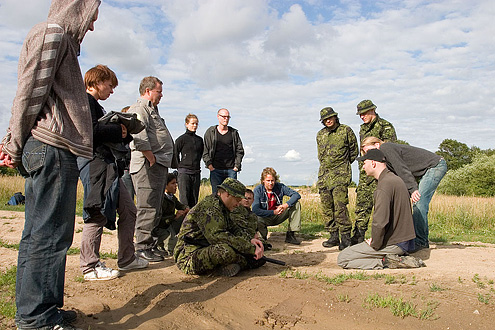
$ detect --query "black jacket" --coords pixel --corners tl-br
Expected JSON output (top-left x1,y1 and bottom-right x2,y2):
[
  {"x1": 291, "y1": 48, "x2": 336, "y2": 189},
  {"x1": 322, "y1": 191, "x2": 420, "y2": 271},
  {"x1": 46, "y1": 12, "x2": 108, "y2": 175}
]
[{"x1": 174, "y1": 130, "x2": 204, "y2": 172}]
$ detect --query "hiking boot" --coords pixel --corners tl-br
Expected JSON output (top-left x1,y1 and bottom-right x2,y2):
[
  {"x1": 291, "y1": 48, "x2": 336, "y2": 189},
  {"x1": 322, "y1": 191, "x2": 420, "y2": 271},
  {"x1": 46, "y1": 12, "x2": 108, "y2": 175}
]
[
  {"x1": 322, "y1": 231, "x2": 339, "y2": 248},
  {"x1": 136, "y1": 249, "x2": 164, "y2": 262},
  {"x1": 339, "y1": 233, "x2": 352, "y2": 251},
  {"x1": 350, "y1": 228, "x2": 366, "y2": 245},
  {"x1": 383, "y1": 254, "x2": 426, "y2": 269},
  {"x1": 217, "y1": 263, "x2": 241, "y2": 277},
  {"x1": 84, "y1": 261, "x2": 120, "y2": 281},
  {"x1": 285, "y1": 231, "x2": 301, "y2": 245},
  {"x1": 118, "y1": 256, "x2": 149, "y2": 271}
]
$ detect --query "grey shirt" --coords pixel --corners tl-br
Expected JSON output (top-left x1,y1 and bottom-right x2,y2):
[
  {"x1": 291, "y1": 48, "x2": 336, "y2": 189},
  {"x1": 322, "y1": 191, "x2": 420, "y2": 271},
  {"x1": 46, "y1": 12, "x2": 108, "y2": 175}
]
[{"x1": 128, "y1": 97, "x2": 174, "y2": 173}]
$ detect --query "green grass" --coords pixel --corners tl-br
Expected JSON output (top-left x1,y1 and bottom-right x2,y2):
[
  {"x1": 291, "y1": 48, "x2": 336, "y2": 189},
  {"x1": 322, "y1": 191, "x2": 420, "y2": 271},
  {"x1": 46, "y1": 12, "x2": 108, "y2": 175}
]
[
  {"x1": 429, "y1": 283, "x2": 447, "y2": 292},
  {"x1": 364, "y1": 293, "x2": 418, "y2": 318},
  {"x1": 0, "y1": 266, "x2": 17, "y2": 319},
  {"x1": 477, "y1": 293, "x2": 491, "y2": 304},
  {"x1": 0, "y1": 239, "x2": 19, "y2": 250}
]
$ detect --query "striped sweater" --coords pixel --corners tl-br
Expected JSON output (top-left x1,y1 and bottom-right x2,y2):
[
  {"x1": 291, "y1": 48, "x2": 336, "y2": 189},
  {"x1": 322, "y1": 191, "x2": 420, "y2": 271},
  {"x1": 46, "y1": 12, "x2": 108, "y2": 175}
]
[{"x1": 1, "y1": 0, "x2": 100, "y2": 163}]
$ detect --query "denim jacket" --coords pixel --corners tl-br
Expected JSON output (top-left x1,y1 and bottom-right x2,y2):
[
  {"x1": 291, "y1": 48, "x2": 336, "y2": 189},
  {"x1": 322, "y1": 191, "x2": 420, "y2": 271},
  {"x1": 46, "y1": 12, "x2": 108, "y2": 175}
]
[{"x1": 252, "y1": 182, "x2": 301, "y2": 218}]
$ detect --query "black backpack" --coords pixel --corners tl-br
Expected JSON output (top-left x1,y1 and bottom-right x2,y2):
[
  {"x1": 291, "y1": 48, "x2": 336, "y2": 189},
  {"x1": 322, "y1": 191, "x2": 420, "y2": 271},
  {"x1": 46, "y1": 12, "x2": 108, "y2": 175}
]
[{"x1": 7, "y1": 192, "x2": 25, "y2": 205}]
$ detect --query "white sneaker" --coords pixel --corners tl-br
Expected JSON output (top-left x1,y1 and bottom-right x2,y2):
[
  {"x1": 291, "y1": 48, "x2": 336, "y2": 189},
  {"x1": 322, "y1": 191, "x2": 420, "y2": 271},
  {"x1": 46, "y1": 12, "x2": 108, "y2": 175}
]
[
  {"x1": 118, "y1": 256, "x2": 149, "y2": 271},
  {"x1": 84, "y1": 261, "x2": 120, "y2": 281}
]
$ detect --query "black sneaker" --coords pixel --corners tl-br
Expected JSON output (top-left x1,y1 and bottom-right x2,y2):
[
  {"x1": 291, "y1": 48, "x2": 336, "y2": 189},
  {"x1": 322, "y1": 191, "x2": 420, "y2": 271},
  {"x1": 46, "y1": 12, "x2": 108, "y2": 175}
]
[
  {"x1": 152, "y1": 247, "x2": 168, "y2": 257},
  {"x1": 59, "y1": 309, "x2": 77, "y2": 323},
  {"x1": 136, "y1": 249, "x2": 164, "y2": 262}
]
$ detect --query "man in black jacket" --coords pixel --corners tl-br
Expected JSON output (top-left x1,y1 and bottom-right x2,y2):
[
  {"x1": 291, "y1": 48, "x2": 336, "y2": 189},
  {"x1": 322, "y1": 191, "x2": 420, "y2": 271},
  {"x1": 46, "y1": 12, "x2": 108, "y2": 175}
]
[{"x1": 203, "y1": 108, "x2": 244, "y2": 194}]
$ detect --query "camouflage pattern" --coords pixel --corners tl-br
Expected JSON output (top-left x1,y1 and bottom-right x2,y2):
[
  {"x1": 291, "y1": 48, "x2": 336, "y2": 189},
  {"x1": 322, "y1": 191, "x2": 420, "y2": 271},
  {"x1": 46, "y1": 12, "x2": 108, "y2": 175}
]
[
  {"x1": 174, "y1": 194, "x2": 255, "y2": 275},
  {"x1": 316, "y1": 122, "x2": 358, "y2": 233},
  {"x1": 317, "y1": 123, "x2": 358, "y2": 189},
  {"x1": 354, "y1": 114, "x2": 397, "y2": 230},
  {"x1": 320, "y1": 185, "x2": 351, "y2": 233},
  {"x1": 356, "y1": 99, "x2": 377, "y2": 115},
  {"x1": 320, "y1": 107, "x2": 338, "y2": 121},
  {"x1": 230, "y1": 205, "x2": 258, "y2": 241}
]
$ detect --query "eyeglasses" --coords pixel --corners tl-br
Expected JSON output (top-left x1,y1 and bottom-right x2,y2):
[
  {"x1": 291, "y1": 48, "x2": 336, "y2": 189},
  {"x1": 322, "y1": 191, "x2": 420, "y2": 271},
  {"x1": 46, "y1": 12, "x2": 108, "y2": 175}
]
[{"x1": 218, "y1": 114, "x2": 231, "y2": 119}]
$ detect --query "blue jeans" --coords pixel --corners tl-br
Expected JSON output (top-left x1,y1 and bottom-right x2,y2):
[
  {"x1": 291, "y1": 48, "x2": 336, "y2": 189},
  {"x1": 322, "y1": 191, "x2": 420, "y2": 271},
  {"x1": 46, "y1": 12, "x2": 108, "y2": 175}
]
[
  {"x1": 209, "y1": 169, "x2": 237, "y2": 194},
  {"x1": 16, "y1": 137, "x2": 79, "y2": 329},
  {"x1": 413, "y1": 158, "x2": 447, "y2": 248}
]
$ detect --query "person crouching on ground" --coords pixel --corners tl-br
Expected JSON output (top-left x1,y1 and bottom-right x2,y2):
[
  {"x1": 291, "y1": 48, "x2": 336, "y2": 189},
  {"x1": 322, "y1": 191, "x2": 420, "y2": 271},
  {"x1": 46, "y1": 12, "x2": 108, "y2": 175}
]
[
  {"x1": 337, "y1": 149, "x2": 424, "y2": 270},
  {"x1": 252, "y1": 167, "x2": 302, "y2": 245},
  {"x1": 153, "y1": 172, "x2": 189, "y2": 256},
  {"x1": 174, "y1": 178, "x2": 265, "y2": 277}
]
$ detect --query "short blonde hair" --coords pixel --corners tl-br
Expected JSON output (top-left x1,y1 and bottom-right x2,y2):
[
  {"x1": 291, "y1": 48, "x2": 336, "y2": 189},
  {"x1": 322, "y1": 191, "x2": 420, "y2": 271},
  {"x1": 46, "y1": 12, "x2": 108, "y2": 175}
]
[{"x1": 361, "y1": 136, "x2": 384, "y2": 153}]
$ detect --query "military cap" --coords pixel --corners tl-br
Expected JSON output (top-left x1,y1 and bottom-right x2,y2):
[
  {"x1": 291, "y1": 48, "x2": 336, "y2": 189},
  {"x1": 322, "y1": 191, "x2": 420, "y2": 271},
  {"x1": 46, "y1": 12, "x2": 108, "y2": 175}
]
[
  {"x1": 356, "y1": 99, "x2": 377, "y2": 115},
  {"x1": 356, "y1": 149, "x2": 386, "y2": 163},
  {"x1": 320, "y1": 107, "x2": 338, "y2": 122},
  {"x1": 217, "y1": 178, "x2": 246, "y2": 198}
]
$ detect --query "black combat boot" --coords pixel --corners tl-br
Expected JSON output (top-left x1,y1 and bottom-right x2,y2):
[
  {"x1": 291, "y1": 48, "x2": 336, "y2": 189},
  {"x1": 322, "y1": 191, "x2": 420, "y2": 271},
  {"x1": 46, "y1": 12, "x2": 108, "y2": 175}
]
[
  {"x1": 285, "y1": 231, "x2": 301, "y2": 245},
  {"x1": 350, "y1": 228, "x2": 367, "y2": 245},
  {"x1": 339, "y1": 233, "x2": 352, "y2": 250},
  {"x1": 322, "y1": 231, "x2": 340, "y2": 248}
]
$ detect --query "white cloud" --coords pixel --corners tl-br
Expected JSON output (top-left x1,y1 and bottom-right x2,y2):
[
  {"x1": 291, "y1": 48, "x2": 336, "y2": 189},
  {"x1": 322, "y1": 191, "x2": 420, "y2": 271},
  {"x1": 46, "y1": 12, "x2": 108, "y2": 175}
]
[
  {"x1": 282, "y1": 150, "x2": 302, "y2": 162},
  {"x1": 1, "y1": 0, "x2": 494, "y2": 186}
]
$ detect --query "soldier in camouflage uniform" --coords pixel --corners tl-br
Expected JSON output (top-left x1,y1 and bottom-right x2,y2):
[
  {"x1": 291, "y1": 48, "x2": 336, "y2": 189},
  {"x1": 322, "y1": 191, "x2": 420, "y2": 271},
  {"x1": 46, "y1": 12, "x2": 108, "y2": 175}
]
[
  {"x1": 317, "y1": 107, "x2": 358, "y2": 250},
  {"x1": 351, "y1": 100, "x2": 397, "y2": 245},
  {"x1": 174, "y1": 178, "x2": 265, "y2": 277}
]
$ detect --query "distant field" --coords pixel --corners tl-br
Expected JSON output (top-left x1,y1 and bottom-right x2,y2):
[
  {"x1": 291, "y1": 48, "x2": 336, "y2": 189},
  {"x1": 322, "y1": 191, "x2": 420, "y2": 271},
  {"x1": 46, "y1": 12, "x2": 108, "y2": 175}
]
[{"x1": 1, "y1": 175, "x2": 494, "y2": 244}]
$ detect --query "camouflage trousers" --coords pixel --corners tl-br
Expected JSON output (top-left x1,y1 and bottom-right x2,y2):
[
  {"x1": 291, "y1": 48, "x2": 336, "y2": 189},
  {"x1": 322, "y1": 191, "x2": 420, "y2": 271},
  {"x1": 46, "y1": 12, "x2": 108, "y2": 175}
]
[
  {"x1": 319, "y1": 185, "x2": 351, "y2": 234},
  {"x1": 354, "y1": 173, "x2": 377, "y2": 231},
  {"x1": 175, "y1": 243, "x2": 264, "y2": 275}
]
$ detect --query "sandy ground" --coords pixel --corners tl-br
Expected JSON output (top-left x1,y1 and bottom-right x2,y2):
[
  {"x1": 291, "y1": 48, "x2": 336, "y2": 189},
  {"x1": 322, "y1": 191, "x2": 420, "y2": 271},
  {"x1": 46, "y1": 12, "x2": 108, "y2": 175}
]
[{"x1": 1, "y1": 209, "x2": 495, "y2": 329}]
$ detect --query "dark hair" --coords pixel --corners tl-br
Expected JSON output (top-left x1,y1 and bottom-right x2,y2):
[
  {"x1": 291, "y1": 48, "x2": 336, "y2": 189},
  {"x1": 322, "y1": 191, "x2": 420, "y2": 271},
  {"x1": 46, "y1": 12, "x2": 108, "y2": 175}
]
[
  {"x1": 245, "y1": 188, "x2": 254, "y2": 196},
  {"x1": 167, "y1": 172, "x2": 177, "y2": 184}
]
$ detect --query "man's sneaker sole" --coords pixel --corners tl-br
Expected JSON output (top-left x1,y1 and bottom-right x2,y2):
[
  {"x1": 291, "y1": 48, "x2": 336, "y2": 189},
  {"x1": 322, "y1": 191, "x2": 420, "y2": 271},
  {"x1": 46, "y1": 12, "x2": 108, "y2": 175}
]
[{"x1": 383, "y1": 254, "x2": 426, "y2": 269}]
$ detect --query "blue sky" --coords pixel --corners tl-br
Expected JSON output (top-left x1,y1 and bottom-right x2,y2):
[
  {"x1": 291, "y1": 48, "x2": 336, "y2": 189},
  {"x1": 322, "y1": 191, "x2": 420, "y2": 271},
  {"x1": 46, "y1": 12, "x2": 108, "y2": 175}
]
[{"x1": 0, "y1": 0, "x2": 494, "y2": 185}]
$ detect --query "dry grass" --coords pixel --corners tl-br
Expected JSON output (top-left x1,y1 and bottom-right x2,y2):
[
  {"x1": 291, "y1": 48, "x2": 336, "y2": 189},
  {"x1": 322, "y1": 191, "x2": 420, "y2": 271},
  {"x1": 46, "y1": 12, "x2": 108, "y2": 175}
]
[{"x1": 1, "y1": 175, "x2": 494, "y2": 243}]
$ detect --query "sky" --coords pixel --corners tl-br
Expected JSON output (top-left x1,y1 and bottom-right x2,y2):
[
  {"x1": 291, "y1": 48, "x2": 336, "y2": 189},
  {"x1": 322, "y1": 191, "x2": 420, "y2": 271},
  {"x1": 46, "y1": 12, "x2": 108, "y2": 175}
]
[{"x1": 0, "y1": 0, "x2": 493, "y2": 186}]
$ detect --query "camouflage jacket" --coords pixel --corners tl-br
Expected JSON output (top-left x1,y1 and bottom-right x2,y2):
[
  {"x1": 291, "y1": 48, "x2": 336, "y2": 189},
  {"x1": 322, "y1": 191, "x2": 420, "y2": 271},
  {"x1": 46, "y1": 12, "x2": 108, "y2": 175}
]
[
  {"x1": 359, "y1": 114, "x2": 397, "y2": 144},
  {"x1": 230, "y1": 205, "x2": 258, "y2": 241},
  {"x1": 174, "y1": 195, "x2": 255, "y2": 260},
  {"x1": 317, "y1": 123, "x2": 358, "y2": 189},
  {"x1": 358, "y1": 114, "x2": 397, "y2": 184}
]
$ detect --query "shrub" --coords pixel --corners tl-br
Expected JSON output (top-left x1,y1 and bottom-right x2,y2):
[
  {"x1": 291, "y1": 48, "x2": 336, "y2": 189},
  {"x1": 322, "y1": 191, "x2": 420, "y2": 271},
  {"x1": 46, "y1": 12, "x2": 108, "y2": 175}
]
[{"x1": 437, "y1": 154, "x2": 495, "y2": 197}]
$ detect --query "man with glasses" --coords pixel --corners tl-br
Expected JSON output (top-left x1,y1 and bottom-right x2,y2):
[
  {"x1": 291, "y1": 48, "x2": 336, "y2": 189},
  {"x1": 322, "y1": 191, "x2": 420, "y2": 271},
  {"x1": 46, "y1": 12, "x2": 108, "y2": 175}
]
[
  {"x1": 128, "y1": 76, "x2": 175, "y2": 262},
  {"x1": 203, "y1": 108, "x2": 244, "y2": 194}
]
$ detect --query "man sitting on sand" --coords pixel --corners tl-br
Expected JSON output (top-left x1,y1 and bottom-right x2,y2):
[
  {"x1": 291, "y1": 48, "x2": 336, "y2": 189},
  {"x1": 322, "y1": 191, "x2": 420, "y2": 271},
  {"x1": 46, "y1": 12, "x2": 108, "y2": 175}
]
[
  {"x1": 337, "y1": 149, "x2": 424, "y2": 269},
  {"x1": 174, "y1": 178, "x2": 265, "y2": 277}
]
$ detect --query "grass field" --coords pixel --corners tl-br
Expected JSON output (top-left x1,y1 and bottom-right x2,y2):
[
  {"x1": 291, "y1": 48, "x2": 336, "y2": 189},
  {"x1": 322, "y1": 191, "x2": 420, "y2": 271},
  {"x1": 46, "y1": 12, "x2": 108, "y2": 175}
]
[{"x1": 1, "y1": 174, "x2": 494, "y2": 244}]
